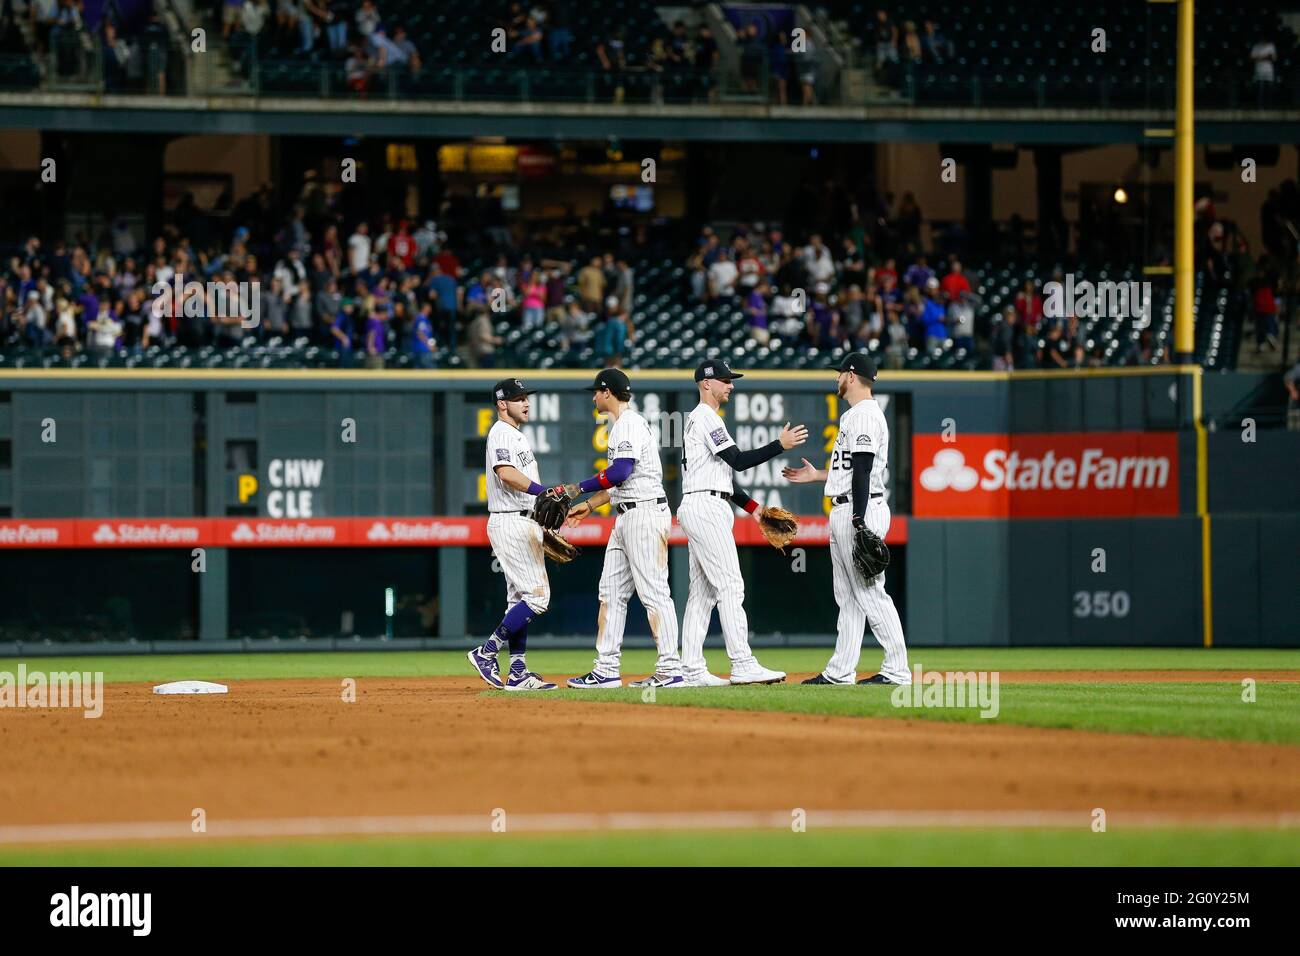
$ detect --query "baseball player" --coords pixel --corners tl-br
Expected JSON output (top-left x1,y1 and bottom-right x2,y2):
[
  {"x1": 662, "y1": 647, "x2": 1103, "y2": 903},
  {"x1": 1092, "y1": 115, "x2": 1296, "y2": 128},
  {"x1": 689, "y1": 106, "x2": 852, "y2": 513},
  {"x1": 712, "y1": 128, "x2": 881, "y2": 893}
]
[
  {"x1": 554, "y1": 368, "x2": 685, "y2": 689},
  {"x1": 679, "y1": 358, "x2": 807, "y2": 686},
  {"x1": 466, "y1": 378, "x2": 558, "y2": 691},
  {"x1": 782, "y1": 353, "x2": 911, "y2": 685}
]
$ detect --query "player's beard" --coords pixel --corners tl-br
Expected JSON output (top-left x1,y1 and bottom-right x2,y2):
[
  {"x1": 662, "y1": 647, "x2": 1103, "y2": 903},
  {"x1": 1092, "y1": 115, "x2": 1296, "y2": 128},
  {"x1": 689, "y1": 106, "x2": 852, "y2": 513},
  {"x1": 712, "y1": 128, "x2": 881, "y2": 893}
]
[
  {"x1": 509, "y1": 406, "x2": 529, "y2": 427},
  {"x1": 837, "y1": 379, "x2": 848, "y2": 399}
]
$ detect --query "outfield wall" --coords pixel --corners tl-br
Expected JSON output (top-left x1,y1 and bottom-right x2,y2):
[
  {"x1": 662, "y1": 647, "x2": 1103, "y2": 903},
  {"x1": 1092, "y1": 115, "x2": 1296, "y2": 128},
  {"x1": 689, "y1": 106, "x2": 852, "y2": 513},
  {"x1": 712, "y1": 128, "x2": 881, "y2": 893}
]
[{"x1": 0, "y1": 367, "x2": 1294, "y2": 650}]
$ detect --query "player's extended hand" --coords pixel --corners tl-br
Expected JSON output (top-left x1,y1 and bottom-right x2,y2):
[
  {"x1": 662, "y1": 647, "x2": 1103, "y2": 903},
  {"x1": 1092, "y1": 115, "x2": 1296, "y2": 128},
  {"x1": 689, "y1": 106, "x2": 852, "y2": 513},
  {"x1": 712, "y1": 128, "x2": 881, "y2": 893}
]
[
  {"x1": 781, "y1": 457, "x2": 819, "y2": 483},
  {"x1": 565, "y1": 501, "x2": 592, "y2": 527},
  {"x1": 779, "y1": 422, "x2": 809, "y2": 450}
]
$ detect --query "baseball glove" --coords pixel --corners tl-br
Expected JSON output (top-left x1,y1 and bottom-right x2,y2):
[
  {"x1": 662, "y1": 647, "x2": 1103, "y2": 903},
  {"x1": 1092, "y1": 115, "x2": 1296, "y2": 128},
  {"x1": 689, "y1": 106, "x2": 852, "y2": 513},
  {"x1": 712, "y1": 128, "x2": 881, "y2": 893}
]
[
  {"x1": 852, "y1": 523, "x2": 890, "y2": 582},
  {"x1": 757, "y1": 505, "x2": 799, "y2": 551},
  {"x1": 541, "y1": 528, "x2": 579, "y2": 563},
  {"x1": 531, "y1": 486, "x2": 572, "y2": 530}
]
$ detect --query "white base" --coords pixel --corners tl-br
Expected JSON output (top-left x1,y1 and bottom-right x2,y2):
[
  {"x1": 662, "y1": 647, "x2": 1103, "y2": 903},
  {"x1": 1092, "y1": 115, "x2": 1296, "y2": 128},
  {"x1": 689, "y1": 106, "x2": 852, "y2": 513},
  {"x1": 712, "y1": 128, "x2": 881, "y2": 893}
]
[{"x1": 152, "y1": 680, "x2": 229, "y2": 695}]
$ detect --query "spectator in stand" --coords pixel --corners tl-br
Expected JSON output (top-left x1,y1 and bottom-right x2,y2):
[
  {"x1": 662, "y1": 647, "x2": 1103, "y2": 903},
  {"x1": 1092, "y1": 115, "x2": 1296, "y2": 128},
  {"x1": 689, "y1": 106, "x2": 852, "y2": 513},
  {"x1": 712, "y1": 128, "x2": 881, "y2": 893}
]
[
  {"x1": 520, "y1": 270, "x2": 547, "y2": 329},
  {"x1": 737, "y1": 243, "x2": 765, "y2": 290},
  {"x1": 548, "y1": 4, "x2": 574, "y2": 60},
  {"x1": 708, "y1": 249, "x2": 738, "y2": 300},
  {"x1": 314, "y1": 276, "x2": 341, "y2": 344},
  {"x1": 807, "y1": 284, "x2": 838, "y2": 348},
  {"x1": 596, "y1": 27, "x2": 627, "y2": 101},
  {"x1": 803, "y1": 234, "x2": 835, "y2": 286},
  {"x1": 577, "y1": 255, "x2": 605, "y2": 313},
  {"x1": 87, "y1": 301, "x2": 121, "y2": 360},
  {"x1": 921, "y1": 20, "x2": 953, "y2": 65},
  {"x1": 940, "y1": 258, "x2": 971, "y2": 301},
  {"x1": 793, "y1": 28, "x2": 817, "y2": 105},
  {"x1": 559, "y1": 297, "x2": 591, "y2": 352},
  {"x1": 514, "y1": 16, "x2": 543, "y2": 62},
  {"x1": 1014, "y1": 279, "x2": 1043, "y2": 334},
  {"x1": 990, "y1": 306, "x2": 1024, "y2": 370},
  {"x1": 900, "y1": 21, "x2": 923, "y2": 64},
  {"x1": 872, "y1": 9, "x2": 899, "y2": 81},
  {"x1": 354, "y1": 0, "x2": 379, "y2": 39},
  {"x1": 903, "y1": 254, "x2": 935, "y2": 291},
  {"x1": 874, "y1": 269, "x2": 903, "y2": 331},
  {"x1": 409, "y1": 301, "x2": 436, "y2": 368},
  {"x1": 1251, "y1": 34, "x2": 1277, "y2": 86},
  {"x1": 883, "y1": 308, "x2": 908, "y2": 368},
  {"x1": 462, "y1": 305, "x2": 502, "y2": 368},
  {"x1": 948, "y1": 289, "x2": 977, "y2": 353},
  {"x1": 1038, "y1": 321, "x2": 1071, "y2": 369},
  {"x1": 920, "y1": 277, "x2": 948, "y2": 351},
  {"x1": 100, "y1": 21, "x2": 131, "y2": 92},
  {"x1": 344, "y1": 40, "x2": 373, "y2": 93},
  {"x1": 223, "y1": 0, "x2": 245, "y2": 40},
  {"x1": 1253, "y1": 268, "x2": 1280, "y2": 352},
  {"x1": 425, "y1": 261, "x2": 460, "y2": 351},
  {"x1": 363, "y1": 296, "x2": 387, "y2": 368},
  {"x1": 746, "y1": 280, "x2": 770, "y2": 346},
  {"x1": 543, "y1": 261, "x2": 568, "y2": 325},
  {"x1": 289, "y1": 279, "x2": 314, "y2": 338},
  {"x1": 596, "y1": 295, "x2": 632, "y2": 365}
]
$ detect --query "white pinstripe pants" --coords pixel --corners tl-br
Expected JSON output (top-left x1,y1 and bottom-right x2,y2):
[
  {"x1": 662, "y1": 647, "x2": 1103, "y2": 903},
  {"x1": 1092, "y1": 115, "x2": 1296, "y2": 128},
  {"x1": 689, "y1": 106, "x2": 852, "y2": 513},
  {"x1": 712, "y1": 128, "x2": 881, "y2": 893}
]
[
  {"x1": 487, "y1": 512, "x2": 551, "y2": 616},
  {"x1": 593, "y1": 502, "x2": 682, "y2": 677},
  {"x1": 678, "y1": 493, "x2": 757, "y2": 675},
  {"x1": 824, "y1": 500, "x2": 911, "y2": 684}
]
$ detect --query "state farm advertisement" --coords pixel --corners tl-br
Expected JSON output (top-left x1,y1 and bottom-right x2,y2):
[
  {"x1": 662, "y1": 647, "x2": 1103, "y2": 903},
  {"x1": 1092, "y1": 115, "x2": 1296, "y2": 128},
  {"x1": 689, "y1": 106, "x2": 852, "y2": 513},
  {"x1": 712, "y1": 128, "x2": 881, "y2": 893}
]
[{"x1": 913, "y1": 432, "x2": 1180, "y2": 518}]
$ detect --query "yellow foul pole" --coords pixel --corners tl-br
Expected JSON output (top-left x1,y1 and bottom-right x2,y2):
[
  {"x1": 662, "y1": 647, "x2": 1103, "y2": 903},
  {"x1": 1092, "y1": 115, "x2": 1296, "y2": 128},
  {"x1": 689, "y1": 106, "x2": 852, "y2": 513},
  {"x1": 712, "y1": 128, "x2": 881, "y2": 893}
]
[{"x1": 1174, "y1": 0, "x2": 1194, "y2": 362}]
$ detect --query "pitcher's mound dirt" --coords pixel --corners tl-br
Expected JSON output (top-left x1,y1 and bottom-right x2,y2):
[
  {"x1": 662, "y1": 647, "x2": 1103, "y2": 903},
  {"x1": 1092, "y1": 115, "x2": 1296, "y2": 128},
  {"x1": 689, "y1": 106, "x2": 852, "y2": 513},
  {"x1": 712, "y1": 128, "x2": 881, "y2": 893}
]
[{"x1": 1, "y1": 677, "x2": 1296, "y2": 828}]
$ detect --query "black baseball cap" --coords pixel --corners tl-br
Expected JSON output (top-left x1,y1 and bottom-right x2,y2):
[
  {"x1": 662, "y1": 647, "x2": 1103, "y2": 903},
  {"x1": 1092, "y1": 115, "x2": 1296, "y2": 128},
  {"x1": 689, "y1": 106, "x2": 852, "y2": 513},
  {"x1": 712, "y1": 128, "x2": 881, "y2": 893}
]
[
  {"x1": 584, "y1": 368, "x2": 632, "y2": 397},
  {"x1": 838, "y1": 352, "x2": 878, "y2": 381},
  {"x1": 492, "y1": 378, "x2": 537, "y2": 403},
  {"x1": 694, "y1": 358, "x2": 745, "y2": 382}
]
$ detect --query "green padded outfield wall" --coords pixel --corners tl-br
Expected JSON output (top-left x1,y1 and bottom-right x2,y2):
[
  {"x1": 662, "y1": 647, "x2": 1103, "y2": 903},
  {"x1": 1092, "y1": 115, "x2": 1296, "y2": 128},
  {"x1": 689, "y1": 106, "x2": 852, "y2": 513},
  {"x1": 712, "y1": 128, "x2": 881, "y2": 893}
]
[{"x1": 0, "y1": 368, "x2": 1293, "y2": 648}]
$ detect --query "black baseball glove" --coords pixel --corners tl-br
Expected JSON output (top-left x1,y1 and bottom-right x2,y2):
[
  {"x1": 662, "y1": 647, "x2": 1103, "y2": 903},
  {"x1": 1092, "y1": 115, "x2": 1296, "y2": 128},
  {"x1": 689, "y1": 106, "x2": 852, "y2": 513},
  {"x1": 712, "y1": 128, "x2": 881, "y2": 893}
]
[
  {"x1": 851, "y1": 519, "x2": 890, "y2": 582},
  {"x1": 531, "y1": 486, "x2": 573, "y2": 531}
]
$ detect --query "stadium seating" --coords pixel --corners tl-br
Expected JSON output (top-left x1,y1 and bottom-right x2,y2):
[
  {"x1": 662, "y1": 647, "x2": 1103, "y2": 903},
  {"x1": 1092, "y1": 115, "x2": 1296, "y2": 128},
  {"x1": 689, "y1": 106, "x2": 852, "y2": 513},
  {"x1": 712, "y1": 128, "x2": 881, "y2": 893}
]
[
  {"x1": 836, "y1": 0, "x2": 1297, "y2": 109},
  {"x1": 0, "y1": 255, "x2": 1242, "y2": 372}
]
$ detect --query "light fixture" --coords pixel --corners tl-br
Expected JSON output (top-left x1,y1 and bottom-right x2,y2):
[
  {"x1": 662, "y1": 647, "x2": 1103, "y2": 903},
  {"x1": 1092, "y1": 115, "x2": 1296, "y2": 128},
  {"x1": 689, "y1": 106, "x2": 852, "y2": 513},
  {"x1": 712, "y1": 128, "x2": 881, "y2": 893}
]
[{"x1": 1113, "y1": 186, "x2": 1129, "y2": 204}]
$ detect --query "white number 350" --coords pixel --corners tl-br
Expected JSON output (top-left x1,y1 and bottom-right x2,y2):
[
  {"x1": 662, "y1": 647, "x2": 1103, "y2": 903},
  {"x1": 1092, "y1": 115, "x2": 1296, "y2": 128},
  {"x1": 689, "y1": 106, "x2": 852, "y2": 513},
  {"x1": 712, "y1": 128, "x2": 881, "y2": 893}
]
[{"x1": 1073, "y1": 590, "x2": 1131, "y2": 618}]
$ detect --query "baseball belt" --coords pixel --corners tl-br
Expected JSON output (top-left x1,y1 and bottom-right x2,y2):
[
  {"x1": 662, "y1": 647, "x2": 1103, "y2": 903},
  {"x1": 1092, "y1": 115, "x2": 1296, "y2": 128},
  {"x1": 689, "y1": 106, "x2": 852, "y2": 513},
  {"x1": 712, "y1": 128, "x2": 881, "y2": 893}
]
[
  {"x1": 615, "y1": 497, "x2": 668, "y2": 514},
  {"x1": 830, "y1": 493, "x2": 883, "y2": 505}
]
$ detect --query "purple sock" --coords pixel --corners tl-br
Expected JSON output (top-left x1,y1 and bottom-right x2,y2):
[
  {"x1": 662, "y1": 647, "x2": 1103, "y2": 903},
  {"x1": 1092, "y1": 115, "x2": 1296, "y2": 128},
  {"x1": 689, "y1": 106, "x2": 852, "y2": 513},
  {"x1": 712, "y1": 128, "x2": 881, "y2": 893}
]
[
  {"x1": 494, "y1": 601, "x2": 534, "y2": 645},
  {"x1": 508, "y1": 621, "x2": 528, "y2": 661}
]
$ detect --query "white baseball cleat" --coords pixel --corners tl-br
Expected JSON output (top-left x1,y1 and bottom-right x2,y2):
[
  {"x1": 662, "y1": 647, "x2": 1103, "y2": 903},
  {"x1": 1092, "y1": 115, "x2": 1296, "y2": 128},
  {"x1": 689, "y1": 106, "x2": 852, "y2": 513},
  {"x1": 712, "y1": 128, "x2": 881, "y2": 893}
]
[
  {"x1": 682, "y1": 671, "x2": 731, "y2": 687},
  {"x1": 730, "y1": 661, "x2": 787, "y2": 685}
]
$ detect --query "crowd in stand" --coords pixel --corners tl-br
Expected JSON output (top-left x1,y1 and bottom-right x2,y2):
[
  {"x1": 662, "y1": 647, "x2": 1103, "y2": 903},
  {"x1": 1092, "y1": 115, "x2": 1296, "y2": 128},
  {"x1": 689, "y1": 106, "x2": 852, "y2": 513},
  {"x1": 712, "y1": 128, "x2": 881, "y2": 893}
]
[{"x1": 22, "y1": 0, "x2": 171, "y2": 91}]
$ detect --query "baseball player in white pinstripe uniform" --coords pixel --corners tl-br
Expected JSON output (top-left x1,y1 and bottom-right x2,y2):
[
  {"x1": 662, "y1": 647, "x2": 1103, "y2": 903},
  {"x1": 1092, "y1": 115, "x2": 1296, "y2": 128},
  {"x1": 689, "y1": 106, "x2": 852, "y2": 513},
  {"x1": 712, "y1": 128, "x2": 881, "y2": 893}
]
[
  {"x1": 558, "y1": 368, "x2": 685, "y2": 690},
  {"x1": 783, "y1": 353, "x2": 911, "y2": 685},
  {"x1": 679, "y1": 358, "x2": 807, "y2": 686},
  {"x1": 466, "y1": 378, "x2": 558, "y2": 691}
]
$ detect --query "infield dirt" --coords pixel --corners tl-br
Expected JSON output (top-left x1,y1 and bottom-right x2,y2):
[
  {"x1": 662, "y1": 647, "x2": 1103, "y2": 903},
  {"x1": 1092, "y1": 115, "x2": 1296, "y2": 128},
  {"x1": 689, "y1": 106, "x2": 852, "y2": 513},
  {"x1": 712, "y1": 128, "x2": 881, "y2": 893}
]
[{"x1": 2, "y1": 676, "x2": 1298, "y2": 829}]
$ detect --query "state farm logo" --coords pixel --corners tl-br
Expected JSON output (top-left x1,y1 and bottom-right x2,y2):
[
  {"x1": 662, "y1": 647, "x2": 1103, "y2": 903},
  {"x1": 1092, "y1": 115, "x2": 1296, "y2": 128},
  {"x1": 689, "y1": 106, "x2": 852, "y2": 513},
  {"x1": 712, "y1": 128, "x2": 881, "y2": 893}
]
[
  {"x1": 912, "y1": 432, "x2": 1180, "y2": 518},
  {"x1": 89, "y1": 522, "x2": 200, "y2": 544},
  {"x1": 229, "y1": 521, "x2": 338, "y2": 543},
  {"x1": 921, "y1": 445, "x2": 1170, "y2": 492},
  {"x1": 366, "y1": 520, "x2": 471, "y2": 542},
  {"x1": 0, "y1": 523, "x2": 62, "y2": 544},
  {"x1": 920, "y1": 449, "x2": 980, "y2": 492}
]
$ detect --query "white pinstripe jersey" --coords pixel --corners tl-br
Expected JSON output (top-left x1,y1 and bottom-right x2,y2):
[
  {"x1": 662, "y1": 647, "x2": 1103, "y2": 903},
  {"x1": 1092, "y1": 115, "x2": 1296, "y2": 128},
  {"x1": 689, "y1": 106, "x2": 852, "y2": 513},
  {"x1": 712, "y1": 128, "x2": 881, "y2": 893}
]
[
  {"x1": 824, "y1": 398, "x2": 889, "y2": 498},
  {"x1": 606, "y1": 409, "x2": 665, "y2": 506},
  {"x1": 681, "y1": 403, "x2": 736, "y2": 495},
  {"x1": 486, "y1": 419, "x2": 539, "y2": 512}
]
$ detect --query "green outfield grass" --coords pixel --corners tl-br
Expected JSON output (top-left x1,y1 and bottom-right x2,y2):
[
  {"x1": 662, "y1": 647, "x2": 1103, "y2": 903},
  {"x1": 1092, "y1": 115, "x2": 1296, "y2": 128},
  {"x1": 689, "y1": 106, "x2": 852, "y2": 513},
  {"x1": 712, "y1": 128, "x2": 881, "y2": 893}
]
[
  {"x1": 515, "y1": 682, "x2": 1300, "y2": 745},
  {"x1": 0, "y1": 646, "x2": 1297, "y2": 685},
  {"x1": 1, "y1": 828, "x2": 1296, "y2": 867}
]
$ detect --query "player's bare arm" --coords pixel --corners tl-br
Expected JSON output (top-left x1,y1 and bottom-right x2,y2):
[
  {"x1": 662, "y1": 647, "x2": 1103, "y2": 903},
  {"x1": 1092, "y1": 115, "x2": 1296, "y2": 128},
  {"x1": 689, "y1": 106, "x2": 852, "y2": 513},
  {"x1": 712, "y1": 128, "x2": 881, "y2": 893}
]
[
  {"x1": 782, "y1": 458, "x2": 828, "y2": 483},
  {"x1": 566, "y1": 488, "x2": 610, "y2": 526}
]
